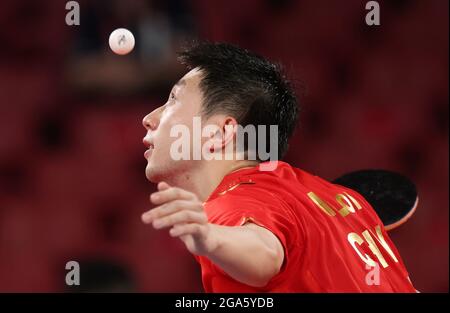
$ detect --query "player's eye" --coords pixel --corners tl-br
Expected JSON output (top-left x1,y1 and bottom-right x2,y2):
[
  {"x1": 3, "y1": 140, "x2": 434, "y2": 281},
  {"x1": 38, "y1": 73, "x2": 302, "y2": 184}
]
[{"x1": 170, "y1": 92, "x2": 176, "y2": 100}]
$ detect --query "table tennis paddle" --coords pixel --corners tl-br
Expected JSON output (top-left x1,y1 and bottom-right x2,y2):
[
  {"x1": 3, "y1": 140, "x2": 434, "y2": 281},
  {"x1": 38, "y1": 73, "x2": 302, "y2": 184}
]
[{"x1": 333, "y1": 169, "x2": 418, "y2": 231}]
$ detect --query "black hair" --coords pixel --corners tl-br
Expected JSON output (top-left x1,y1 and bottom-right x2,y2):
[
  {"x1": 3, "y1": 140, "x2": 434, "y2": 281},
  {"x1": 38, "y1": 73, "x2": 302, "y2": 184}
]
[{"x1": 178, "y1": 42, "x2": 299, "y2": 160}]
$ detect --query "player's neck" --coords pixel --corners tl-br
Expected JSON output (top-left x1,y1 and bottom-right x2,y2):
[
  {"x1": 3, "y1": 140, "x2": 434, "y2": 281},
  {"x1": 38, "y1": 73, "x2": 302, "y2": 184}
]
[{"x1": 169, "y1": 160, "x2": 259, "y2": 202}]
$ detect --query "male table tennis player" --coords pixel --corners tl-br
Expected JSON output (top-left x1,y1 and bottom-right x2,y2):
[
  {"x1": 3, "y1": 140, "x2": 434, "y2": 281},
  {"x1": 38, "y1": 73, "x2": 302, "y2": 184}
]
[{"x1": 141, "y1": 42, "x2": 416, "y2": 292}]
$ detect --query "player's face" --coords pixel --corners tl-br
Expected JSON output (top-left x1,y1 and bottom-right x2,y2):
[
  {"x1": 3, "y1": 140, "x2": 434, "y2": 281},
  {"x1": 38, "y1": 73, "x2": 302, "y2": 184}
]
[{"x1": 142, "y1": 68, "x2": 204, "y2": 182}]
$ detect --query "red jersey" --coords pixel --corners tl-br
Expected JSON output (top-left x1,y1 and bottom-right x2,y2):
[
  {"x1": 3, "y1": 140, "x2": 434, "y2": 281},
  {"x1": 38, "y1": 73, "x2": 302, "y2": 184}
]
[{"x1": 196, "y1": 161, "x2": 416, "y2": 292}]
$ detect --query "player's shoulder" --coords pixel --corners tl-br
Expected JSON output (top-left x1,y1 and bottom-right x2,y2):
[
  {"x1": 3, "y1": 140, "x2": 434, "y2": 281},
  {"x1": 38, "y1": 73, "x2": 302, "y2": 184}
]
[
  {"x1": 220, "y1": 161, "x2": 336, "y2": 193},
  {"x1": 207, "y1": 160, "x2": 344, "y2": 206},
  {"x1": 206, "y1": 162, "x2": 288, "y2": 204},
  {"x1": 249, "y1": 161, "x2": 340, "y2": 194}
]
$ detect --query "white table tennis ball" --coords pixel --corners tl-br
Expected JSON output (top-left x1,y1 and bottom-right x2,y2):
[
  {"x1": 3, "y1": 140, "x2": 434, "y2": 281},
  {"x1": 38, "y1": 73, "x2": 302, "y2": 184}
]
[{"x1": 109, "y1": 28, "x2": 135, "y2": 55}]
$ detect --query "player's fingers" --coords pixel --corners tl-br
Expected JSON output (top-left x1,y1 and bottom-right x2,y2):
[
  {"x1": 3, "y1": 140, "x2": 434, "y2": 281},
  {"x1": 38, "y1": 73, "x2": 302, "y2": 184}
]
[
  {"x1": 169, "y1": 223, "x2": 203, "y2": 237},
  {"x1": 141, "y1": 200, "x2": 200, "y2": 224},
  {"x1": 157, "y1": 181, "x2": 170, "y2": 191},
  {"x1": 152, "y1": 210, "x2": 207, "y2": 229},
  {"x1": 150, "y1": 186, "x2": 196, "y2": 205}
]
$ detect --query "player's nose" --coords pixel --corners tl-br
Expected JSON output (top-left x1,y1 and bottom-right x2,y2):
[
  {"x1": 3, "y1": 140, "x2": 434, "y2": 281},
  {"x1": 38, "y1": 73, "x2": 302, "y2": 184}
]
[{"x1": 142, "y1": 111, "x2": 158, "y2": 131}]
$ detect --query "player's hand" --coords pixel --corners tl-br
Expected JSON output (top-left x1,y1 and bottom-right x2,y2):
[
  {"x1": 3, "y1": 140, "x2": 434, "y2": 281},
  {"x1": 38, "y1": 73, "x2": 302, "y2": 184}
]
[{"x1": 141, "y1": 182, "x2": 217, "y2": 256}]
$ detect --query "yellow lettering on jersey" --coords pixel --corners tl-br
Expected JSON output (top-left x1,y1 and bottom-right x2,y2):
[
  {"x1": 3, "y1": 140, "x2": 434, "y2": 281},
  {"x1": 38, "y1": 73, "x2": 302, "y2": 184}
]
[
  {"x1": 308, "y1": 192, "x2": 363, "y2": 218},
  {"x1": 371, "y1": 225, "x2": 399, "y2": 264},
  {"x1": 344, "y1": 192, "x2": 362, "y2": 210},
  {"x1": 348, "y1": 225, "x2": 399, "y2": 269},
  {"x1": 362, "y1": 230, "x2": 389, "y2": 268},
  {"x1": 336, "y1": 194, "x2": 353, "y2": 216},
  {"x1": 307, "y1": 192, "x2": 336, "y2": 217},
  {"x1": 347, "y1": 233, "x2": 377, "y2": 267}
]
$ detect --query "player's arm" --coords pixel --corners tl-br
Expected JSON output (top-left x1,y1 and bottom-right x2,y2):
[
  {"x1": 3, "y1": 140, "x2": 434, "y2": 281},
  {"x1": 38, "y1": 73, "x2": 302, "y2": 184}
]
[
  {"x1": 201, "y1": 222, "x2": 284, "y2": 288},
  {"x1": 141, "y1": 182, "x2": 285, "y2": 288}
]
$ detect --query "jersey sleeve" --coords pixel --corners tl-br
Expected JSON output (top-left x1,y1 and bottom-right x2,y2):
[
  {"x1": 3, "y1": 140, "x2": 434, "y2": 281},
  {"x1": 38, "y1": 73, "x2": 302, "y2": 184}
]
[{"x1": 206, "y1": 184, "x2": 303, "y2": 278}]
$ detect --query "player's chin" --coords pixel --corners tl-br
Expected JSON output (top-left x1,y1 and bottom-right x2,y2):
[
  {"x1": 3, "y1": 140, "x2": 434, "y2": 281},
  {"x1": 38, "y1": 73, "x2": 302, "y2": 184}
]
[
  {"x1": 145, "y1": 159, "x2": 168, "y2": 183},
  {"x1": 145, "y1": 164, "x2": 159, "y2": 183}
]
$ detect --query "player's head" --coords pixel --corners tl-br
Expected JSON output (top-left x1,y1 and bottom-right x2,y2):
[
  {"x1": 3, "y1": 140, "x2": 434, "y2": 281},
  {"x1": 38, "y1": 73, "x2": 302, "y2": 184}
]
[{"x1": 142, "y1": 42, "x2": 298, "y2": 182}]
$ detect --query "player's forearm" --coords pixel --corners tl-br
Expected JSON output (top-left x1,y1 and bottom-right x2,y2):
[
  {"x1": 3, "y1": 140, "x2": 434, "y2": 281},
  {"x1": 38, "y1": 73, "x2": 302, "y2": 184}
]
[
  {"x1": 204, "y1": 224, "x2": 282, "y2": 288},
  {"x1": 142, "y1": 183, "x2": 283, "y2": 287}
]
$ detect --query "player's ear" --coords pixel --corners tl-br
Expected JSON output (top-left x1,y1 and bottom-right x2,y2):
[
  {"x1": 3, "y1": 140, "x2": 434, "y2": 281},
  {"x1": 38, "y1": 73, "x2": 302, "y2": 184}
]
[
  {"x1": 224, "y1": 117, "x2": 238, "y2": 146},
  {"x1": 216, "y1": 117, "x2": 237, "y2": 151},
  {"x1": 203, "y1": 116, "x2": 237, "y2": 152}
]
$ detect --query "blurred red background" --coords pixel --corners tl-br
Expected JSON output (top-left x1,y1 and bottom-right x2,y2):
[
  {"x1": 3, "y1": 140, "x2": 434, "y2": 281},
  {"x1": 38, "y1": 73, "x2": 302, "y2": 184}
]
[{"x1": 0, "y1": 0, "x2": 448, "y2": 292}]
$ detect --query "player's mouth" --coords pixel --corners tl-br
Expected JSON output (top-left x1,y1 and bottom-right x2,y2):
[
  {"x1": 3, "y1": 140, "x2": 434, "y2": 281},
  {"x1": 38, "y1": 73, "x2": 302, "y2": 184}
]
[
  {"x1": 143, "y1": 137, "x2": 154, "y2": 159},
  {"x1": 144, "y1": 146, "x2": 154, "y2": 159}
]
